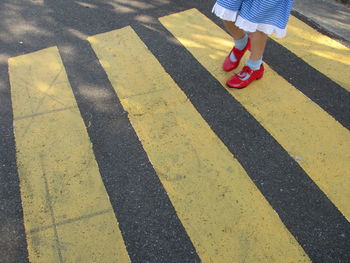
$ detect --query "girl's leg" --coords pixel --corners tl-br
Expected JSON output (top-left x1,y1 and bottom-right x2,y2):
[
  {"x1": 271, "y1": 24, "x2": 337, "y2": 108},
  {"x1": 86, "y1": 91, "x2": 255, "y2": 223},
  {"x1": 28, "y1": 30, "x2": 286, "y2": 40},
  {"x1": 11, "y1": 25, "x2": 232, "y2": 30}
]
[
  {"x1": 222, "y1": 20, "x2": 249, "y2": 71},
  {"x1": 249, "y1": 30, "x2": 268, "y2": 61},
  {"x1": 223, "y1": 20, "x2": 245, "y2": 40},
  {"x1": 245, "y1": 30, "x2": 267, "y2": 71},
  {"x1": 226, "y1": 30, "x2": 267, "y2": 88}
]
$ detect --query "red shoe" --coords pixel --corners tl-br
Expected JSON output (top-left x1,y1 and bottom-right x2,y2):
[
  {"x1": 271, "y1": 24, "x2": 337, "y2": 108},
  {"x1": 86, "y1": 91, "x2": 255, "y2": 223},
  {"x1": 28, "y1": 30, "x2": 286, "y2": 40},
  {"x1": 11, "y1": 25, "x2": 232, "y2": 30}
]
[
  {"x1": 226, "y1": 64, "x2": 264, "y2": 89},
  {"x1": 223, "y1": 37, "x2": 251, "y2": 72}
]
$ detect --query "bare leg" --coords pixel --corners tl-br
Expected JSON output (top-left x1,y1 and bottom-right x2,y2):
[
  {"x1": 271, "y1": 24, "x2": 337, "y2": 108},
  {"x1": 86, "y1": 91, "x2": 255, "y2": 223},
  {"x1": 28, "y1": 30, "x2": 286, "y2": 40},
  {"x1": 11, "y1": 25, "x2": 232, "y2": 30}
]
[
  {"x1": 249, "y1": 30, "x2": 268, "y2": 60},
  {"x1": 223, "y1": 20, "x2": 245, "y2": 40}
]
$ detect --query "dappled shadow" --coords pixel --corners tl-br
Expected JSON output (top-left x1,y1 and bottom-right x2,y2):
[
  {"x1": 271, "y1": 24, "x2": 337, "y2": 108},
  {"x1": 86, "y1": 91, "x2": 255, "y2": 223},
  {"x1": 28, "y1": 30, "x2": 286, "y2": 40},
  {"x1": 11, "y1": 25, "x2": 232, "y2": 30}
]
[
  {"x1": 0, "y1": 0, "x2": 201, "y2": 116},
  {"x1": 0, "y1": 0, "x2": 190, "y2": 59},
  {"x1": 0, "y1": 0, "x2": 217, "y2": 112},
  {"x1": 273, "y1": 16, "x2": 350, "y2": 90}
]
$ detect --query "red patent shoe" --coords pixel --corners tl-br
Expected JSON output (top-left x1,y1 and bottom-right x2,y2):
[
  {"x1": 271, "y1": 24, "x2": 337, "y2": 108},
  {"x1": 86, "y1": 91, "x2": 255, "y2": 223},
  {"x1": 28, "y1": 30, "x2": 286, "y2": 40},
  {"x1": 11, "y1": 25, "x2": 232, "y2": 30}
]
[
  {"x1": 223, "y1": 37, "x2": 251, "y2": 72},
  {"x1": 226, "y1": 64, "x2": 264, "y2": 89}
]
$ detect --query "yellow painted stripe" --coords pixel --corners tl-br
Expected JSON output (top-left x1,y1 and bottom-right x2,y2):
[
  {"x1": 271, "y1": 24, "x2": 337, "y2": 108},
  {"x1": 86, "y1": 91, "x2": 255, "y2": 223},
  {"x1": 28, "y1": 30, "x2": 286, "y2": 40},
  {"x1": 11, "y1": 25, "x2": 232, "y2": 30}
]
[
  {"x1": 9, "y1": 47, "x2": 130, "y2": 263},
  {"x1": 275, "y1": 16, "x2": 350, "y2": 91},
  {"x1": 159, "y1": 8, "x2": 350, "y2": 219},
  {"x1": 88, "y1": 26, "x2": 310, "y2": 263}
]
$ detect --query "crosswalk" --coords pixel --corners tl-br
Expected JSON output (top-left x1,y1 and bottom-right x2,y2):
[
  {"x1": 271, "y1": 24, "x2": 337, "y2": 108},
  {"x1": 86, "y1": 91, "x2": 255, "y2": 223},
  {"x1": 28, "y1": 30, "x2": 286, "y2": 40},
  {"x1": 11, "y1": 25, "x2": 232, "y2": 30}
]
[
  {"x1": 159, "y1": 8, "x2": 350, "y2": 221},
  {"x1": 9, "y1": 47, "x2": 130, "y2": 263},
  {"x1": 7, "y1": 8, "x2": 350, "y2": 263},
  {"x1": 274, "y1": 15, "x2": 350, "y2": 91}
]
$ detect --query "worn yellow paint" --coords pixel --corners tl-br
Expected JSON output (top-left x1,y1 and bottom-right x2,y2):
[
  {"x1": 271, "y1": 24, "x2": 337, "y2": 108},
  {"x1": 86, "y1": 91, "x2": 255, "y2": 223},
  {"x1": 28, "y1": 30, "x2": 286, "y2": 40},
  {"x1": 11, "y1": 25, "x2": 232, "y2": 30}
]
[
  {"x1": 26, "y1": 229, "x2": 58, "y2": 263},
  {"x1": 9, "y1": 47, "x2": 130, "y2": 263},
  {"x1": 88, "y1": 26, "x2": 310, "y2": 263},
  {"x1": 159, "y1": 8, "x2": 350, "y2": 219},
  {"x1": 275, "y1": 16, "x2": 350, "y2": 90}
]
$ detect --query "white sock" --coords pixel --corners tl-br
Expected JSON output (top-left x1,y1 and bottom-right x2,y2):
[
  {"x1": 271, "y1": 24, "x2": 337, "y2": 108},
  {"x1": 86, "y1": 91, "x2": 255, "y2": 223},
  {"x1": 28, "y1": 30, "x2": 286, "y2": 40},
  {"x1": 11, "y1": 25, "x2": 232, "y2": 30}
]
[
  {"x1": 246, "y1": 58, "x2": 263, "y2": 70},
  {"x1": 229, "y1": 33, "x2": 248, "y2": 62}
]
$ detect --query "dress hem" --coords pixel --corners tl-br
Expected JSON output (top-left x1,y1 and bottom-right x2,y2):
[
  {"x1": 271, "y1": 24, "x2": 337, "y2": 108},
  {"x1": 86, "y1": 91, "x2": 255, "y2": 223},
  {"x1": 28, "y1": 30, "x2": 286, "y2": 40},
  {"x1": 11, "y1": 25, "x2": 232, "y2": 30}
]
[{"x1": 212, "y1": 3, "x2": 287, "y2": 38}]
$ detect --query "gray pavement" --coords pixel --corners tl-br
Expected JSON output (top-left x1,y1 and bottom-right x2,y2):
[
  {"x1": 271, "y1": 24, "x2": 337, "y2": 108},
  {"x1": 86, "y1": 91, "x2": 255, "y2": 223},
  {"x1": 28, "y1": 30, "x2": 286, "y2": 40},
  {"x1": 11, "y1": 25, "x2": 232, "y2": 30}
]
[{"x1": 293, "y1": 0, "x2": 350, "y2": 42}]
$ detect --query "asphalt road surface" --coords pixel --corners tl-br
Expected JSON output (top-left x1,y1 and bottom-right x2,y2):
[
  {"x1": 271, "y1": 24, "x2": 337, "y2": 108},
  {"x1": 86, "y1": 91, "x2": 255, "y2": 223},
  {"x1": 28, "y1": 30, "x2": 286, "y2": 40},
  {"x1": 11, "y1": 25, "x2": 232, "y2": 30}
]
[{"x1": 0, "y1": 0, "x2": 349, "y2": 262}]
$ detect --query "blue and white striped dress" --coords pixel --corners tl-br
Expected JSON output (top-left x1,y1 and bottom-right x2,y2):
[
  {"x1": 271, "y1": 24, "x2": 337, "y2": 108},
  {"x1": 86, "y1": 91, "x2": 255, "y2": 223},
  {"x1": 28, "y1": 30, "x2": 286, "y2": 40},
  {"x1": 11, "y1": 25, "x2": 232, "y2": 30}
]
[{"x1": 212, "y1": 0, "x2": 294, "y2": 38}]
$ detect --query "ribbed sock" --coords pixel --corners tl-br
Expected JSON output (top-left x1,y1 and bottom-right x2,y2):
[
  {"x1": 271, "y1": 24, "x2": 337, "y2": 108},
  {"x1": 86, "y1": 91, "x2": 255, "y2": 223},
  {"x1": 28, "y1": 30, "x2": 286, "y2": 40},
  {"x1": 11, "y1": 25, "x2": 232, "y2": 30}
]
[
  {"x1": 229, "y1": 33, "x2": 248, "y2": 62},
  {"x1": 246, "y1": 58, "x2": 263, "y2": 70}
]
